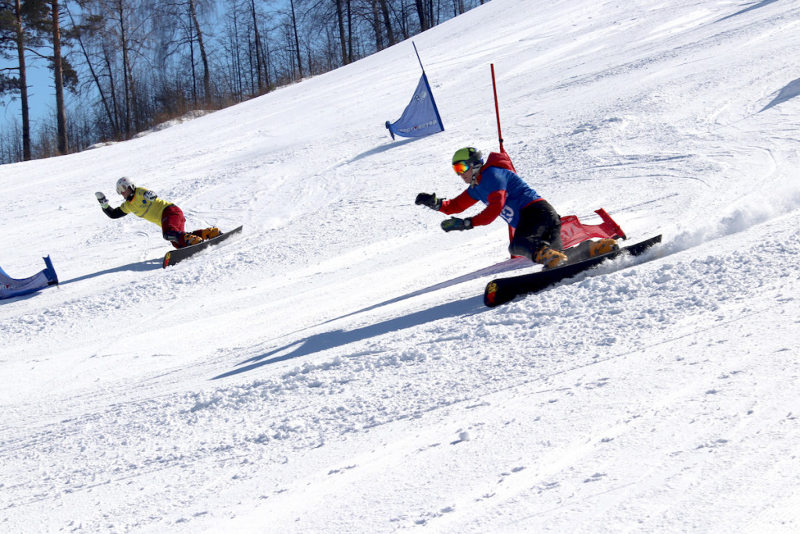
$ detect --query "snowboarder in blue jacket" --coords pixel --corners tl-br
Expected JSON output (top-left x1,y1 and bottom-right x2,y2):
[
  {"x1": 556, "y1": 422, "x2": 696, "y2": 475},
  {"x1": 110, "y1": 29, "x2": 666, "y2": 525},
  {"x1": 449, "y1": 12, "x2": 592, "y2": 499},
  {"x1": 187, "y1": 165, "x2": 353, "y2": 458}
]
[{"x1": 417, "y1": 147, "x2": 575, "y2": 268}]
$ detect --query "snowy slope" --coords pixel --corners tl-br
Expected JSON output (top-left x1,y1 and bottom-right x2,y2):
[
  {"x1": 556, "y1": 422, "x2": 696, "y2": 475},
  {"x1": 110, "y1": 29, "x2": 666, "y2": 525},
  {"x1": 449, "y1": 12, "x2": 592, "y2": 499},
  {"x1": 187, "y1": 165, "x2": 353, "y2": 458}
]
[{"x1": 2, "y1": 0, "x2": 800, "y2": 532}]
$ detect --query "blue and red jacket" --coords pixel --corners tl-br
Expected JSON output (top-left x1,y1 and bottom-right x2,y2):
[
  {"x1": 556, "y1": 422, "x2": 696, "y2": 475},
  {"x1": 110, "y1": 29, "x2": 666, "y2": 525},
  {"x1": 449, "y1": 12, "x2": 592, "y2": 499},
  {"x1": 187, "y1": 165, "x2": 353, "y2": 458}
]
[{"x1": 439, "y1": 151, "x2": 542, "y2": 229}]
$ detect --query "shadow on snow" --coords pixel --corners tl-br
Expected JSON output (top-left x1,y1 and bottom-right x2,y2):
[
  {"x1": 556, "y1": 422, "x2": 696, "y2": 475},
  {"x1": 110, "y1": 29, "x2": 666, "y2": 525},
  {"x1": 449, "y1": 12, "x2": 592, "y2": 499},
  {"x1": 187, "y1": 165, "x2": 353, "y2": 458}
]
[
  {"x1": 760, "y1": 77, "x2": 800, "y2": 112},
  {"x1": 212, "y1": 295, "x2": 486, "y2": 380},
  {"x1": 343, "y1": 136, "x2": 423, "y2": 166},
  {"x1": 716, "y1": 0, "x2": 779, "y2": 23},
  {"x1": 58, "y1": 259, "x2": 162, "y2": 285}
]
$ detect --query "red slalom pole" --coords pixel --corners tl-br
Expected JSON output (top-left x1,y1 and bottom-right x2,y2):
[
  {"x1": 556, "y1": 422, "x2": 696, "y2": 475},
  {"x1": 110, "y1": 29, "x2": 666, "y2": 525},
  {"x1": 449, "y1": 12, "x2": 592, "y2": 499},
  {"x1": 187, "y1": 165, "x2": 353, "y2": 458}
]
[
  {"x1": 491, "y1": 64, "x2": 505, "y2": 154},
  {"x1": 491, "y1": 64, "x2": 520, "y2": 256}
]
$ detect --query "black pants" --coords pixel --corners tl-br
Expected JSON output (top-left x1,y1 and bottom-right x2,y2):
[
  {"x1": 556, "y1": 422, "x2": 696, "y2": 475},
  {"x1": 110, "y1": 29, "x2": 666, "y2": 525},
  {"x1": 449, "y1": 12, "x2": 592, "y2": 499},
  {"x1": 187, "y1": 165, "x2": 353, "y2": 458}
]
[{"x1": 508, "y1": 200, "x2": 562, "y2": 260}]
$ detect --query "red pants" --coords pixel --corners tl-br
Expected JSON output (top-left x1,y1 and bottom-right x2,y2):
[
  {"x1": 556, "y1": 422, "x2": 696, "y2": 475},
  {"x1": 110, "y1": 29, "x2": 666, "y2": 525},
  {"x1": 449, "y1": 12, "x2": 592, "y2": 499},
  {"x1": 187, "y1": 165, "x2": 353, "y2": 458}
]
[{"x1": 161, "y1": 205, "x2": 187, "y2": 248}]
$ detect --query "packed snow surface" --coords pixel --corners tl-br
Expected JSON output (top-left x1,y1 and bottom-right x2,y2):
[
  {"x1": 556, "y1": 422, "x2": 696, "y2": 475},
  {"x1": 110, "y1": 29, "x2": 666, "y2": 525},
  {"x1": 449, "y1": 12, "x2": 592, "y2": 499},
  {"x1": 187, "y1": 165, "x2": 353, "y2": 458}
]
[{"x1": 2, "y1": 0, "x2": 800, "y2": 532}]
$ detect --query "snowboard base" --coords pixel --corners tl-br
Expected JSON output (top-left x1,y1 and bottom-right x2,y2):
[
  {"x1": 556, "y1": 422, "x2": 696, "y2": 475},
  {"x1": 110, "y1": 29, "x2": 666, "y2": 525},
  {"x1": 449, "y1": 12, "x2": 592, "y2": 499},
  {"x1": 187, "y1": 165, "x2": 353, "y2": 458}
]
[
  {"x1": 484, "y1": 235, "x2": 662, "y2": 307},
  {"x1": 163, "y1": 226, "x2": 243, "y2": 268}
]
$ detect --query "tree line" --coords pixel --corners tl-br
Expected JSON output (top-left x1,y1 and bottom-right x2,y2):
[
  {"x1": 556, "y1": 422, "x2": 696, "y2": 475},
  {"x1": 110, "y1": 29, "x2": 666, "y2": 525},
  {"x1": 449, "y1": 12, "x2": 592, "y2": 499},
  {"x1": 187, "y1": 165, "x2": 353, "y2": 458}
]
[{"x1": 0, "y1": 0, "x2": 485, "y2": 164}]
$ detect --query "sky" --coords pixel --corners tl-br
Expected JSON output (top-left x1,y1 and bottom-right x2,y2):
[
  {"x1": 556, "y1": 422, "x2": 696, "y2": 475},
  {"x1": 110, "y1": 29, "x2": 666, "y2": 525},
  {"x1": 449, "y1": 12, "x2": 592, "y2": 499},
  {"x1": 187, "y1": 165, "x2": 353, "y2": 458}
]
[
  {"x1": 0, "y1": 61, "x2": 53, "y2": 129},
  {"x1": 2, "y1": 0, "x2": 800, "y2": 532}
]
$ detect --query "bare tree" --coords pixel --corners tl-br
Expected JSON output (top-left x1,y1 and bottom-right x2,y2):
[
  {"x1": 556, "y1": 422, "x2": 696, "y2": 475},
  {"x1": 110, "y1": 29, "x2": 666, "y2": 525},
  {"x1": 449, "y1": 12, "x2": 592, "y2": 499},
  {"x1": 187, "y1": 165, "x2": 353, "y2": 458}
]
[
  {"x1": 65, "y1": 2, "x2": 117, "y2": 136},
  {"x1": 87, "y1": 0, "x2": 158, "y2": 135},
  {"x1": 115, "y1": 0, "x2": 133, "y2": 133},
  {"x1": 333, "y1": 0, "x2": 347, "y2": 64},
  {"x1": 288, "y1": 0, "x2": 302, "y2": 78},
  {"x1": 50, "y1": 0, "x2": 67, "y2": 153},
  {"x1": 186, "y1": 0, "x2": 211, "y2": 103},
  {"x1": 0, "y1": 118, "x2": 24, "y2": 162},
  {"x1": 377, "y1": 0, "x2": 394, "y2": 48},
  {"x1": 414, "y1": 0, "x2": 426, "y2": 31},
  {"x1": 219, "y1": 0, "x2": 245, "y2": 100},
  {"x1": 247, "y1": 0, "x2": 264, "y2": 88}
]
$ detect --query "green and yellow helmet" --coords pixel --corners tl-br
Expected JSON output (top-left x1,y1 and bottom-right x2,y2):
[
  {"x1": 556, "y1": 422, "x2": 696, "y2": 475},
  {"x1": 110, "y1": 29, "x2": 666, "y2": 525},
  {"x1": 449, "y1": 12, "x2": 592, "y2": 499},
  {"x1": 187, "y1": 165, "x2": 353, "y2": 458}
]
[{"x1": 451, "y1": 147, "x2": 484, "y2": 174}]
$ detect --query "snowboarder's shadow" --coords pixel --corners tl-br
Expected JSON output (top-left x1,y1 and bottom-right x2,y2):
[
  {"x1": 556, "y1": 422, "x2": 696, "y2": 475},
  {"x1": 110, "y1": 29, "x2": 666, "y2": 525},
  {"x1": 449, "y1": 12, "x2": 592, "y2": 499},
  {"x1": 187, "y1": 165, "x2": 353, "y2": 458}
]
[
  {"x1": 59, "y1": 259, "x2": 162, "y2": 285},
  {"x1": 212, "y1": 295, "x2": 486, "y2": 380}
]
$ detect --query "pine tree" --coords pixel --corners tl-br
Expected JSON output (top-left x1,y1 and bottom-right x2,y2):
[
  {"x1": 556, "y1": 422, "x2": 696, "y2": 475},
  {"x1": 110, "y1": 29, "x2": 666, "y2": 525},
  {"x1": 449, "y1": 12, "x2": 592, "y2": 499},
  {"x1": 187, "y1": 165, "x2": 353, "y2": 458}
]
[{"x1": 0, "y1": 0, "x2": 36, "y2": 160}]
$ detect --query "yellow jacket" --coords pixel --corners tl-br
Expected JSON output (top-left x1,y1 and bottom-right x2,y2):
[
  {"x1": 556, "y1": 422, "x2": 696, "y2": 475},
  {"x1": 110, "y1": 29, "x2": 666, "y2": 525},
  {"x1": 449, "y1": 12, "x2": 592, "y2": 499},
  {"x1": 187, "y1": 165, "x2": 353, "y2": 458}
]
[{"x1": 119, "y1": 187, "x2": 173, "y2": 227}]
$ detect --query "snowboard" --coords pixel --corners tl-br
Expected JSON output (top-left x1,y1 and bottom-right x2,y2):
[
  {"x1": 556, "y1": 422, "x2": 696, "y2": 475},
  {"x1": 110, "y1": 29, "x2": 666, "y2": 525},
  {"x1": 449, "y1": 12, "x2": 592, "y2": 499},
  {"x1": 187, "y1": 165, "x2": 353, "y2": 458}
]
[
  {"x1": 162, "y1": 225, "x2": 243, "y2": 268},
  {"x1": 484, "y1": 234, "x2": 662, "y2": 307}
]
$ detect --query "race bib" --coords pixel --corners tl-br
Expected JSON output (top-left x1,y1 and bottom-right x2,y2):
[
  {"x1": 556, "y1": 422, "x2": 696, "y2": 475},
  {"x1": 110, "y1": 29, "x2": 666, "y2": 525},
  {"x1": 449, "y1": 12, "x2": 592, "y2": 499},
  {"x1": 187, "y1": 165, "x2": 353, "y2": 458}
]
[{"x1": 501, "y1": 205, "x2": 515, "y2": 223}]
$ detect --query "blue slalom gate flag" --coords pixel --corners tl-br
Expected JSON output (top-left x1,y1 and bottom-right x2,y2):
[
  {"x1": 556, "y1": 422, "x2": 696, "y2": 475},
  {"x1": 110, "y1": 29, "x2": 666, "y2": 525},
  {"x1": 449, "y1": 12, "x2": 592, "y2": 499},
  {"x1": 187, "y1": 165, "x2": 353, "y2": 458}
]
[
  {"x1": 0, "y1": 255, "x2": 59, "y2": 300},
  {"x1": 385, "y1": 71, "x2": 444, "y2": 140}
]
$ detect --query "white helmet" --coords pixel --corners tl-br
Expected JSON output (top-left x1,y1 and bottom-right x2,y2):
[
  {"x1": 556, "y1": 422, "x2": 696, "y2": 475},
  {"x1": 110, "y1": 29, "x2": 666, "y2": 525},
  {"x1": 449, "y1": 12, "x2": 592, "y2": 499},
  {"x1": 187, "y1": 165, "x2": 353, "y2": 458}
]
[{"x1": 116, "y1": 177, "x2": 135, "y2": 197}]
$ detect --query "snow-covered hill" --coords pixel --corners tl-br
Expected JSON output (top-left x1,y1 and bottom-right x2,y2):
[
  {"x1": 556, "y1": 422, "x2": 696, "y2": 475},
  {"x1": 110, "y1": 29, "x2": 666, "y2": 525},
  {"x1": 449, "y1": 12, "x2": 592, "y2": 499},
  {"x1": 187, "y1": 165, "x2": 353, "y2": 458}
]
[{"x1": 2, "y1": 0, "x2": 800, "y2": 532}]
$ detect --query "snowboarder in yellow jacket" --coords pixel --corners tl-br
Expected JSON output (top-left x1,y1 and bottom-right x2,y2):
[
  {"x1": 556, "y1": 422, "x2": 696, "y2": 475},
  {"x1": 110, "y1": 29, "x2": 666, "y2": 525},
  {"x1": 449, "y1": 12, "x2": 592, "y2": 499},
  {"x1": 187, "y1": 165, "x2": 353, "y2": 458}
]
[{"x1": 96, "y1": 177, "x2": 219, "y2": 248}]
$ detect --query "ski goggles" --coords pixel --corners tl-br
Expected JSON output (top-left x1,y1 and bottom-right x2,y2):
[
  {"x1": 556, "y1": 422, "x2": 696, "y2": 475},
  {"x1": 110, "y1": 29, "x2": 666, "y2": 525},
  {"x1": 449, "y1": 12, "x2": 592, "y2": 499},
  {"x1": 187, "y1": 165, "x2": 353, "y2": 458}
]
[{"x1": 452, "y1": 160, "x2": 471, "y2": 175}]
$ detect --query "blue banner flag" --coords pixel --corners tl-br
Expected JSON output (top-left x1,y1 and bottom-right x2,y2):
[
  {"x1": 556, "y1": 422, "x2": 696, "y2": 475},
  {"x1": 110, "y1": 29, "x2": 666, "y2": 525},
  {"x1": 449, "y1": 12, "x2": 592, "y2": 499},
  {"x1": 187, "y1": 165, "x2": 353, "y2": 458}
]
[
  {"x1": 385, "y1": 71, "x2": 444, "y2": 140},
  {"x1": 0, "y1": 256, "x2": 59, "y2": 300}
]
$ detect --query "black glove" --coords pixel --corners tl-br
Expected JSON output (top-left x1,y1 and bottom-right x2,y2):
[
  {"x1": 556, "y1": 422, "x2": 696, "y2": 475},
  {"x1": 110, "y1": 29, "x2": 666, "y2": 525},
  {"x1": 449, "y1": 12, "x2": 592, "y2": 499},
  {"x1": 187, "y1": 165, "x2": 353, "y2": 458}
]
[
  {"x1": 95, "y1": 192, "x2": 109, "y2": 209},
  {"x1": 441, "y1": 217, "x2": 473, "y2": 232},
  {"x1": 415, "y1": 192, "x2": 442, "y2": 210}
]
